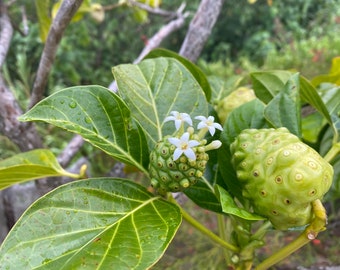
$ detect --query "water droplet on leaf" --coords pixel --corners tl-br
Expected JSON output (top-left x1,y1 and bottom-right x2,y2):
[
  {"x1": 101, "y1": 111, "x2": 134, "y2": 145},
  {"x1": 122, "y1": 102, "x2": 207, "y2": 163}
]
[{"x1": 69, "y1": 101, "x2": 77, "y2": 108}]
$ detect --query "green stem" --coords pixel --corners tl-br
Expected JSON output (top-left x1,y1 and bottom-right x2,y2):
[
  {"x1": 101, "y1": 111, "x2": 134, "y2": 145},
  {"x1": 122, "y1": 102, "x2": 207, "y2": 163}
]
[
  {"x1": 324, "y1": 142, "x2": 340, "y2": 163},
  {"x1": 217, "y1": 214, "x2": 231, "y2": 263},
  {"x1": 168, "y1": 194, "x2": 239, "y2": 253},
  {"x1": 255, "y1": 199, "x2": 327, "y2": 270}
]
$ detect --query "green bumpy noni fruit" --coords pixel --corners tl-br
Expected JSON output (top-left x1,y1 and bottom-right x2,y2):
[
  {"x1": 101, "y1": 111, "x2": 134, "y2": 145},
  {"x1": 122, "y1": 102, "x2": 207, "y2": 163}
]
[
  {"x1": 230, "y1": 128, "x2": 333, "y2": 230},
  {"x1": 149, "y1": 136, "x2": 208, "y2": 194},
  {"x1": 216, "y1": 87, "x2": 256, "y2": 124}
]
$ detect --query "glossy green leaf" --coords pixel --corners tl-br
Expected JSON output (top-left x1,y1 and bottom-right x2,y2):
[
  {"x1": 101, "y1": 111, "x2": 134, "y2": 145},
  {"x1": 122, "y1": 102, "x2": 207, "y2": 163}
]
[
  {"x1": 0, "y1": 178, "x2": 182, "y2": 270},
  {"x1": 250, "y1": 70, "x2": 292, "y2": 103},
  {"x1": 216, "y1": 185, "x2": 266, "y2": 221},
  {"x1": 113, "y1": 57, "x2": 208, "y2": 148},
  {"x1": 300, "y1": 76, "x2": 339, "y2": 142},
  {"x1": 144, "y1": 49, "x2": 212, "y2": 101},
  {"x1": 302, "y1": 112, "x2": 326, "y2": 143},
  {"x1": 184, "y1": 178, "x2": 222, "y2": 213},
  {"x1": 219, "y1": 99, "x2": 267, "y2": 200},
  {"x1": 19, "y1": 86, "x2": 149, "y2": 173},
  {"x1": 223, "y1": 98, "x2": 267, "y2": 145},
  {"x1": 0, "y1": 149, "x2": 80, "y2": 190},
  {"x1": 208, "y1": 75, "x2": 243, "y2": 103},
  {"x1": 264, "y1": 73, "x2": 301, "y2": 136}
]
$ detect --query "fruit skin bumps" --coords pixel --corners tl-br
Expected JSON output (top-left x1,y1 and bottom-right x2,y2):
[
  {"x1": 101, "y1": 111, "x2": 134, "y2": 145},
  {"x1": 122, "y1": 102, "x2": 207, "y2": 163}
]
[
  {"x1": 149, "y1": 136, "x2": 209, "y2": 195},
  {"x1": 230, "y1": 128, "x2": 333, "y2": 230}
]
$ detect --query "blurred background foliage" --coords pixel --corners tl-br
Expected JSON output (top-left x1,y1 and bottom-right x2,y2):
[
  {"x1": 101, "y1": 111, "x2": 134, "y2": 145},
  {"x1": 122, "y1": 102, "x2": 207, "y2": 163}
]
[
  {"x1": 3, "y1": 0, "x2": 340, "y2": 182},
  {"x1": 5, "y1": 0, "x2": 340, "y2": 92}
]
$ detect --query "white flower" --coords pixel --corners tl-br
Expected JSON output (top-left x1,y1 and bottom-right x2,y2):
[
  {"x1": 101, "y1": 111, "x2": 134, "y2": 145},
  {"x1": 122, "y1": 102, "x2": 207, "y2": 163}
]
[
  {"x1": 164, "y1": 111, "x2": 193, "y2": 130},
  {"x1": 195, "y1": 116, "x2": 223, "y2": 136},
  {"x1": 168, "y1": 132, "x2": 200, "y2": 161}
]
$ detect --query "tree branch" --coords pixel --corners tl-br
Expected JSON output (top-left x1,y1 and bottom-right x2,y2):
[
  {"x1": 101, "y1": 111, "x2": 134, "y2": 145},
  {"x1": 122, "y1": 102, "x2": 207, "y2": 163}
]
[
  {"x1": 57, "y1": 134, "x2": 85, "y2": 168},
  {"x1": 0, "y1": 2, "x2": 42, "y2": 151},
  {"x1": 179, "y1": 0, "x2": 224, "y2": 63},
  {"x1": 29, "y1": 0, "x2": 84, "y2": 109},
  {"x1": 0, "y1": 3, "x2": 13, "y2": 68}
]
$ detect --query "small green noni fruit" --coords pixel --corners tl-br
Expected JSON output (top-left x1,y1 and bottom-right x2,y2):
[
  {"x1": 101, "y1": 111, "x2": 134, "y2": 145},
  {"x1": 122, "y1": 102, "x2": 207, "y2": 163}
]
[
  {"x1": 230, "y1": 127, "x2": 333, "y2": 230},
  {"x1": 149, "y1": 136, "x2": 209, "y2": 194},
  {"x1": 216, "y1": 87, "x2": 256, "y2": 124}
]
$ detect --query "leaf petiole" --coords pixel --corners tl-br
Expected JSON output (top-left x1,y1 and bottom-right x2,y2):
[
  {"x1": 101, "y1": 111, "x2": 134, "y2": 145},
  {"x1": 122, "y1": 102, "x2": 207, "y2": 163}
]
[{"x1": 168, "y1": 194, "x2": 239, "y2": 253}]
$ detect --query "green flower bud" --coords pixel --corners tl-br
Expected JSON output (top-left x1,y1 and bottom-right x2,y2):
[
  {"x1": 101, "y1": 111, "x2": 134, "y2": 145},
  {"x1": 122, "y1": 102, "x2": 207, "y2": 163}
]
[{"x1": 230, "y1": 128, "x2": 333, "y2": 230}]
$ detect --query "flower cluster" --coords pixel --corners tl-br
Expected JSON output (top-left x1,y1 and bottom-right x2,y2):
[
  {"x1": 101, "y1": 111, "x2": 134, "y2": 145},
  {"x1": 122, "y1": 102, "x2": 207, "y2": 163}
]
[
  {"x1": 148, "y1": 111, "x2": 223, "y2": 194},
  {"x1": 164, "y1": 111, "x2": 223, "y2": 161}
]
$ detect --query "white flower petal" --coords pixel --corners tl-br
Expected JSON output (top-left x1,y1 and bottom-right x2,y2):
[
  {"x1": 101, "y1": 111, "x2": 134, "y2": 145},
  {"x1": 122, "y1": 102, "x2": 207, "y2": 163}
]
[
  {"x1": 174, "y1": 119, "x2": 182, "y2": 130},
  {"x1": 188, "y1": 140, "x2": 200, "y2": 147},
  {"x1": 195, "y1": 115, "x2": 206, "y2": 121},
  {"x1": 208, "y1": 126, "x2": 216, "y2": 136},
  {"x1": 180, "y1": 132, "x2": 190, "y2": 142},
  {"x1": 168, "y1": 137, "x2": 181, "y2": 147},
  {"x1": 164, "y1": 116, "x2": 175, "y2": 123},
  {"x1": 207, "y1": 116, "x2": 215, "y2": 122},
  {"x1": 182, "y1": 113, "x2": 193, "y2": 126},
  {"x1": 173, "y1": 149, "x2": 183, "y2": 161},
  {"x1": 164, "y1": 111, "x2": 192, "y2": 130},
  {"x1": 214, "y1": 122, "x2": 223, "y2": 131},
  {"x1": 197, "y1": 121, "x2": 207, "y2": 129},
  {"x1": 184, "y1": 148, "x2": 196, "y2": 160}
]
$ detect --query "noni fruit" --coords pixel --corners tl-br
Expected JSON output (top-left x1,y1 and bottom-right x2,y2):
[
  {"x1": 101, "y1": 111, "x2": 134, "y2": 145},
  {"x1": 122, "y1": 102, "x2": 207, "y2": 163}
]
[
  {"x1": 230, "y1": 127, "x2": 333, "y2": 230},
  {"x1": 216, "y1": 87, "x2": 256, "y2": 124},
  {"x1": 149, "y1": 136, "x2": 209, "y2": 194}
]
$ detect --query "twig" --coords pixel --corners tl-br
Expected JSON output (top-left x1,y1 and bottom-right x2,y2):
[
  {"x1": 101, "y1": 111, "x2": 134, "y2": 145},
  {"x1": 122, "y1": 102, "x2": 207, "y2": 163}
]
[
  {"x1": 57, "y1": 134, "x2": 85, "y2": 168},
  {"x1": 127, "y1": 0, "x2": 182, "y2": 19},
  {"x1": 29, "y1": 0, "x2": 84, "y2": 109},
  {"x1": 133, "y1": 8, "x2": 189, "y2": 64}
]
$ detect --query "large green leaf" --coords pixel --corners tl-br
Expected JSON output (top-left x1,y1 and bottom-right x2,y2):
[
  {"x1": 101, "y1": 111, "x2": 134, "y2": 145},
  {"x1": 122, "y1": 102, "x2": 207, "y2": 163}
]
[
  {"x1": 218, "y1": 99, "x2": 267, "y2": 200},
  {"x1": 19, "y1": 86, "x2": 149, "y2": 173},
  {"x1": 264, "y1": 73, "x2": 301, "y2": 136},
  {"x1": 144, "y1": 49, "x2": 212, "y2": 101},
  {"x1": 250, "y1": 70, "x2": 292, "y2": 103},
  {"x1": 112, "y1": 57, "x2": 208, "y2": 149},
  {"x1": 0, "y1": 149, "x2": 80, "y2": 190},
  {"x1": 0, "y1": 178, "x2": 182, "y2": 270},
  {"x1": 208, "y1": 75, "x2": 243, "y2": 103}
]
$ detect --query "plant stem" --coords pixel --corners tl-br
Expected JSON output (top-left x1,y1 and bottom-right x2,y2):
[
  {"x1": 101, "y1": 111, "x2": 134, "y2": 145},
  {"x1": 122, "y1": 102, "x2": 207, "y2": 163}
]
[
  {"x1": 255, "y1": 199, "x2": 327, "y2": 270},
  {"x1": 168, "y1": 194, "x2": 239, "y2": 253},
  {"x1": 217, "y1": 214, "x2": 231, "y2": 263},
  {"x1": 324, "y1": 142, "x2": 340, "y2": 163}
]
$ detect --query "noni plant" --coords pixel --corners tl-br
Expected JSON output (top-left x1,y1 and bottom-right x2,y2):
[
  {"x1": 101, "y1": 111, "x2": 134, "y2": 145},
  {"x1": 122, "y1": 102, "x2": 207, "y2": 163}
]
[{"x1": 0, "y1": 49, "x2": 339, "y2": 270}]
